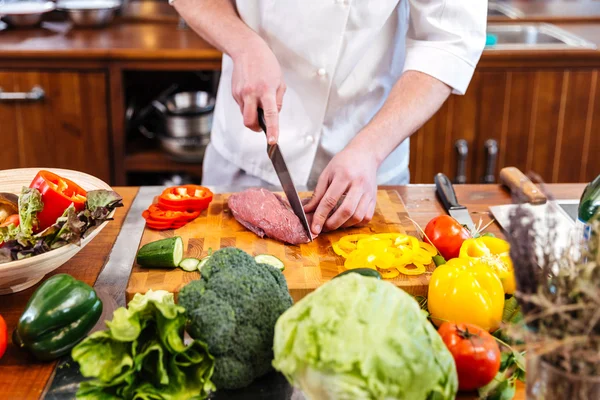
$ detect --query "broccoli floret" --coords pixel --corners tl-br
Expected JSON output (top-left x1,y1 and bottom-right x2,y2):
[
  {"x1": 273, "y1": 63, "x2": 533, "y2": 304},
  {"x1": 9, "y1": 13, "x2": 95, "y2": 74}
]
[{"x1": 178, "y1": 247, "x2": 293, "y2": 390}]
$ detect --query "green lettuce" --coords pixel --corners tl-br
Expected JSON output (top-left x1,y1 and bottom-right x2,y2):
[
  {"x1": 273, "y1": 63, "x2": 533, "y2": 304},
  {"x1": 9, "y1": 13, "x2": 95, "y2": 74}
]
[
  {"x1": 72, "y1": 290, "x2": 215, "y2": 400},
  {"x1": 18, "y1": 187, "x2": 44, "y2": 237},
  {"x1": 273, "y1": 274, "x2": 458, "y2": 400}
]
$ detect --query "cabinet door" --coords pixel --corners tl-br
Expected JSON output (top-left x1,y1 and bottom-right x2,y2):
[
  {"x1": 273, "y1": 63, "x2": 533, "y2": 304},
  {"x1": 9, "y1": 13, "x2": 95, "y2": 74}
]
[
  {"x1": 409, "y1": 73, "x2": 481, "y2": 184},
  {"x1": 0, "y1": 71, "x2": 111, "y2": 183}
]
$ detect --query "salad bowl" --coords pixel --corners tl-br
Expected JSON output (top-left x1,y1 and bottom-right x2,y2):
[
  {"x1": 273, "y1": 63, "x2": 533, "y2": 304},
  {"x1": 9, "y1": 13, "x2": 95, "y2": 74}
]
[{"x1": 0, "y1": 168, "x2": 115, "y2": 294}]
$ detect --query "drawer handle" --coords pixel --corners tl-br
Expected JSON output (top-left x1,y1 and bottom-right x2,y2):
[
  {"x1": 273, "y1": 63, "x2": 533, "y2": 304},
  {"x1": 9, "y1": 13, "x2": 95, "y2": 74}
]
[
  {"x1": 454, "y1": 139, "x2": 468, "y2": 184},
  {"x1": 0, "y1": 86, "x2": 45, "y2": 102},
  {"x1": 482, "y1": 139, "x2": 499, "y2": 183}
]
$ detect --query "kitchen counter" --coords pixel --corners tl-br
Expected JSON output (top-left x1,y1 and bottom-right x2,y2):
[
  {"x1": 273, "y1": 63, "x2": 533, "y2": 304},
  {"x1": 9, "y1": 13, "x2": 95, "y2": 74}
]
[
  {"x1": 1, "y1": 2, "x2": 600, "y2": 66},
  {"x1": 0, "y1": 183, "x2": 586, "y2": 399},
  {"x1": 489, "y1": 0, "x2": 600, "y2": 23}
]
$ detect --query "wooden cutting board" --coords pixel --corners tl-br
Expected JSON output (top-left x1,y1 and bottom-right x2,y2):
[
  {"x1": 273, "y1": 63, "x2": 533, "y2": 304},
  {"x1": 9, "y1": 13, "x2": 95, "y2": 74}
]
[{"x1": 126, "y1": 190, "x2": 434, "y2": 303}]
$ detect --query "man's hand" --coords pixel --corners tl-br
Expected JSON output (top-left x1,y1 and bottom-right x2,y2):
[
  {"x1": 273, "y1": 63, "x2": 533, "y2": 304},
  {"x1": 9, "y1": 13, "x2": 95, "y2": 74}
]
[
  {"x1": 304, "y1": 144, "x2": 378, "y2": 235},
  {"x1": 231, "y1": 40, "x2": 286, "y2": 145}
]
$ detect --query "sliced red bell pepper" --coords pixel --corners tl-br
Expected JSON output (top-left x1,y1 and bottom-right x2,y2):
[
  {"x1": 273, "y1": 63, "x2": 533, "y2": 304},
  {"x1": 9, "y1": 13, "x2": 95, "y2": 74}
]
[
  {"x1": 29, "y1": 170, "x2": 87, "y2": 231},
  {"x1": 158, "y1": 185, "x2": 213, "y2": 212},
  {"x1": 147, "y1": 204, "x2": 200, "y2": 222},
  {"x1": 0, "y1": 214, "x2": 20, "y2": 228}
]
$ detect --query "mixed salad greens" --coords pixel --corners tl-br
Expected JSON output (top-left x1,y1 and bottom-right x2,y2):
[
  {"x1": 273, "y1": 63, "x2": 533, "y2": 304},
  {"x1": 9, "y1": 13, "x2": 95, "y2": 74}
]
[{"x1": 0, "y1": 170, "x2": 122, "y2": 264}]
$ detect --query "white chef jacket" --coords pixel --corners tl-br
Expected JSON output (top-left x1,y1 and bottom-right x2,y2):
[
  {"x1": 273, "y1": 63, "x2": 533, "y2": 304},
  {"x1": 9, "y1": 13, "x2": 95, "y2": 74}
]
[{"x1": 209, "y1": 0, "x2": 487, "y2": 187}]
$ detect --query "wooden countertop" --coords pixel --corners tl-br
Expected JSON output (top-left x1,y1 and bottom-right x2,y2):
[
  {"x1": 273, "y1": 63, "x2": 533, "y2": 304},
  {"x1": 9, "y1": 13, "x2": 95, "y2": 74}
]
[
  {"x1": 489, "y1": 0, "x2": 600, "y2": 23},
  {"x1": 0, "y1": 183, "x2": 586, "y2": 399},
  {"x1": 1, "y1": 2, "x2": 600, "y2": 66}
]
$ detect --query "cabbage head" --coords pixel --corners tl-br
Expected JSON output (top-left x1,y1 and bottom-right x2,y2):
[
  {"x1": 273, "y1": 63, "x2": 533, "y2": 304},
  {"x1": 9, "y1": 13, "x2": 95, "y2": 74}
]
[{"x1": 272, "y1": 274, "x2": 457, "y2": 400}]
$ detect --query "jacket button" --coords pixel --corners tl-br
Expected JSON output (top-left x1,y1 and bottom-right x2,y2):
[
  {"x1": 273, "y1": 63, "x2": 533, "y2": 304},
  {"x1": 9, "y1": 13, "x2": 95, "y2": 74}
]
[
  {"x1": 306, "y1": 135, "x2": 315, "y2": 144},
  {"x1": 317, "y1": 68, "x2": 327, "y2": 77}
]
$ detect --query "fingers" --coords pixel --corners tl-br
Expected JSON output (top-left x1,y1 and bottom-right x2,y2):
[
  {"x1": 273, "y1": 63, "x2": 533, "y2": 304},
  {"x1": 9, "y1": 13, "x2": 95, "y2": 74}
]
[
  {"x1": 276, "y1": 83, "x2": 286, "y2": 112},
  {"x1": 340, "y1": 193, "x2": 370, "y2": 229},
  {"x1": 242, "y1": 97, "x2": 260, "y2": 132},
  {"x1": 310, "y1": 178, "x2": 348, "y2": 236},
  {"x1": 260, "y1": 96, "x2": 279, "y2": 144},
  {"x1": 325, "y1": 187, "x2": 362, "y2": 231},
  {"x1": 303, "y1": 171, "x2": 330, "y2": 213}
]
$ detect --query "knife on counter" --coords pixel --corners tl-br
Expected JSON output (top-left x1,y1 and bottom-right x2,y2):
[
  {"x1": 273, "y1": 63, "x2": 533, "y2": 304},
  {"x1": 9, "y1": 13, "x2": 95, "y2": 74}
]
[
  {"x1": 499, "y1": 167, "x2": 547, "y2": 205},
  {"x1": 258, "y1": 108, "x2": 314, "y2": 241},
  {"x1": 434, "y1": 172, "x2": 476, "y2": 232}
]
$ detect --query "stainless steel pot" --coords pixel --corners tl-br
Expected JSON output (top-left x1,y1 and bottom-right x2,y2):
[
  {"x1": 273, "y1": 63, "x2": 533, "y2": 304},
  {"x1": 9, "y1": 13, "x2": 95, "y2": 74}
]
[
  {"x1": 56, "y1": 0, "x2": 121, "y2": 28},
  {"x1": 151, "y1": 91, "x2": 215, "y2": 138}
]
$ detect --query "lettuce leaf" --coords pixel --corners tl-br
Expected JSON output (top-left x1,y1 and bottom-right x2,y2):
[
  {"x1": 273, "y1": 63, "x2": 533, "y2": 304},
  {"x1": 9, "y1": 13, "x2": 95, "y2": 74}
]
[
  {"x1": 72, "y1": 290, "x2": 215, "y2": 400},
  {"x1": 18, "y1": 187, "x2": 44, "y2": 237}
]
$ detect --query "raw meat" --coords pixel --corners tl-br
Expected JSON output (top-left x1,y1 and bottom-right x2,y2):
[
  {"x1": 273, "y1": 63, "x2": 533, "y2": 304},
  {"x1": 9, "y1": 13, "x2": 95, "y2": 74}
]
[{"x1": 228, "y1": 188, "x2": 310, "y2": 245}]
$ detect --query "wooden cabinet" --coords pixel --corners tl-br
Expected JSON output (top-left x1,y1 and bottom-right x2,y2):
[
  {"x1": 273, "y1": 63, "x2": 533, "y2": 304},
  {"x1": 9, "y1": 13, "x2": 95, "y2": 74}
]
[
  {"x1": 0, "y1": 71, "x2": 111, "y2": 183},
  {"x1": 410, "y1": 68, "x2": 600, "y2": 184}
]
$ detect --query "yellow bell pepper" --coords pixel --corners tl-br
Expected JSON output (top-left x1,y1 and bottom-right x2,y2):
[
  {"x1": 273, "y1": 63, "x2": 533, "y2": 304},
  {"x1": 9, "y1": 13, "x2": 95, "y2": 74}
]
[
  {"x1": 459, "y1": 236, "x2": 516, "y2": 295},
  {"x1": 428, "y1": 258, "x2": 504, "y2": 332}
]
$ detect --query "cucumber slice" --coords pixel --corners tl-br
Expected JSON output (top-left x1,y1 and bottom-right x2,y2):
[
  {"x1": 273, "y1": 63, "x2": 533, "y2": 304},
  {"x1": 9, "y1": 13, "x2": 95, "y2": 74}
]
[
  {"x1": 334, "y1": 268, "x2": 382, "y2": 280},
  {"x1": 179, "y1": 258, "x2": 200, "y2": 272},
  {"x1": 254, "y1": 254, "x2": 285, "y2": 271},
  {"x1": 136, "y1": 237, "x2": 183, "y2": 268},
  {"x1": 197, "y1": 256, "x2": 211, "y2": 272}
]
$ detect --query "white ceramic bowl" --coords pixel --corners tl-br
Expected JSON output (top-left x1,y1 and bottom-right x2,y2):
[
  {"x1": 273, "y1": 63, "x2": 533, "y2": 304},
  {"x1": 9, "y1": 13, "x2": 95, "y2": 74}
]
[{"x1": 0, "y1": 168, "x2": 114, "y2": 295}]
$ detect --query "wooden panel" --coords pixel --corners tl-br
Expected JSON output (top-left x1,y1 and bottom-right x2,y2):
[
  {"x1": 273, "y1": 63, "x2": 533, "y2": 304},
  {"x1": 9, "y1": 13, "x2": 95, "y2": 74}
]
[
  {"x1": 127, "y1": 190, "x2": 434, "y2": 303},
  {"x1": 583, "y1": 70, "x2": 600, "y2": 182},
  {"x1": 0, "y1": 72, "x2": 20, "y2": 170},
  {"x1": 474, "y1": 71, "x2": 509, "y2": 183},
  {"x1": 527, "y1": 71, "x2": 564, "y2": 182},
  {"x1": 0, "y1": 71, "x2": 111, "y2": 183}
]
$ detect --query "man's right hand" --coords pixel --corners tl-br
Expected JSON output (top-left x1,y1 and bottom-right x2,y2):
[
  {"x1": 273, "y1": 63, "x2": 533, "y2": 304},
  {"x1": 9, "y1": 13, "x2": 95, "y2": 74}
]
[{"x1": 231, "y1": 39, "x2": 286, "y2": 145}]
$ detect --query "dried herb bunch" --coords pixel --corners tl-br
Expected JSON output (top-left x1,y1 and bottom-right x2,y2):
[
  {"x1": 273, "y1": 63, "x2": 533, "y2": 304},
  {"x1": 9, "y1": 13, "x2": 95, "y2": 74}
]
[{"x1": 507, "y1": 204, "x2": 600, "y2": 377}]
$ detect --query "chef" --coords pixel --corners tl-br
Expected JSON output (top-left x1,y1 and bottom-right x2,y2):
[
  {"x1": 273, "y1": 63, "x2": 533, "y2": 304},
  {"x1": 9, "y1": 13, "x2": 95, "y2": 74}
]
[{"x1": 173, "y1": 0, "x2": 486, "y2": 236}]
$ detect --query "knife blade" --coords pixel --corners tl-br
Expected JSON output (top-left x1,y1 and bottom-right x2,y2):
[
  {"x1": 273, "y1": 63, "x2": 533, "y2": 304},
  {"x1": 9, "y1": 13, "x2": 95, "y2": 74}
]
[
  {"x1": 257, "y1": 108, "x2": 314, "y2": 241},
  {"x1": 434, "y1": 172, "x2": 476, "y2": 232}
]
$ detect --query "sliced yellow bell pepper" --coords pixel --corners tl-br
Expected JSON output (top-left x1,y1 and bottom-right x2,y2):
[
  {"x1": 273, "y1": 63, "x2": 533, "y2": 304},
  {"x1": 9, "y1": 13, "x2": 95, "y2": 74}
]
[
  {"x1": 459, "y1": 237, "x2": 516, "y2": 295},
  {"x1": 428, "y1": 258, "x2": 504, "y2": 332}
]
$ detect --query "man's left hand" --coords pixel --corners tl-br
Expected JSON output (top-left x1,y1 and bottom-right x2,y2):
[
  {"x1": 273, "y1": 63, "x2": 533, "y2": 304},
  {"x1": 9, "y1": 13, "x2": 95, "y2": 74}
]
[{"x1": 303, "y1": 145, "x2": 378, "y2": 235}]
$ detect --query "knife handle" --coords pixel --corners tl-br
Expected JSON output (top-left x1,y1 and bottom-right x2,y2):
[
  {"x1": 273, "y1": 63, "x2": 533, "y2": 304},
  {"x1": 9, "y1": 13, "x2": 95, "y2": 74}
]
[
  {"x1": 257, "y1": 108, "x2": 267, "y2": 134},
  {"x1": 499, "y1": 167, "x2": 547, "y2": 205},
  {"x1": 435, "y1": 172, "x2": 465, "y2": 211}
]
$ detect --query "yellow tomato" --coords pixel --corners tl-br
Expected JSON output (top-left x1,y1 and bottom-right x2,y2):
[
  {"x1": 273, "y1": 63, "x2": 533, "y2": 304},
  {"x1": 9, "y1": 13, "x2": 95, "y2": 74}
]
[{"x1": 428, "y1": 258, "x2": 504, "y2": 332}]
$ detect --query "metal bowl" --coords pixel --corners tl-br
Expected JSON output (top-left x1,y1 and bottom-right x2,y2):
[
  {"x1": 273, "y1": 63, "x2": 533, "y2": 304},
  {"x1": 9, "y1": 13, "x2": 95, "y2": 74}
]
[
  {"x1": 164, "y1": 91, "x2": 215, "y2": 116},
  {"x1": 56, "y1": 0, "x2": 121, "y2": 28},
  {"x1": 158, "y1": 135, "x2": 210, "y2": 163},
  {"x1": 0, "y1": 1, "x2": 55, "y2": 27}
]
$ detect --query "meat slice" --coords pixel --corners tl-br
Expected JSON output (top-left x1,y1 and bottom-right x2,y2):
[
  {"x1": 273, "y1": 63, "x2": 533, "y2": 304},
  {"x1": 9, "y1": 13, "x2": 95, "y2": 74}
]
[{"x1": 227, "y1": 188, "x2": 310, "y2": 245}]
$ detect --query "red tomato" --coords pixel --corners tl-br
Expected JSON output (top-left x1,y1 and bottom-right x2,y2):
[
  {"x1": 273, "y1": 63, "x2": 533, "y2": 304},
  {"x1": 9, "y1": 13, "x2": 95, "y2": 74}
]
[
  {"x1": 438, "y1": 322, "x2": 501, "y2": 391},
  {"x1": 0, "y1": 314, "x2": 7, "y2": 359},
  {"x1": 424, "y1": 215, "x2": 471, "y2": 260},
  {"x1": 0, "y1": 214, "x2": 19, "y2": 228}
]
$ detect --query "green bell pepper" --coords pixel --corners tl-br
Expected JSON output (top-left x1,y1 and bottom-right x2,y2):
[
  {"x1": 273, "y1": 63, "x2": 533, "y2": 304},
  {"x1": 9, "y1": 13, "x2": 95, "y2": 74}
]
[{"x1": 13, "y1": 273, "x2": 102, "y2": 361}]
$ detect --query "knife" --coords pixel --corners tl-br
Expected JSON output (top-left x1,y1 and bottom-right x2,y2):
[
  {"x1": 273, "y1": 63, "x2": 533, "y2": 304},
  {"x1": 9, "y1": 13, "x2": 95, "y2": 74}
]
[
  {"x1": 434, "y1": 172, "x2": 476, "y2": 232},
  {"x1": 257, "y1": 108, "x2": 314, "y2": 241},
  {"x1": 499, "y1": 167, "x2": 547, "y2": 205}
]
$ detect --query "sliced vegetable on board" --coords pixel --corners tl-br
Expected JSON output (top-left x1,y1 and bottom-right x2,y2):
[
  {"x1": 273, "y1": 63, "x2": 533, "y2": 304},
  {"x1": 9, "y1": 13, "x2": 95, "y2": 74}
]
[
  {"x1": 179, "y1": 257, "x2": 201, "y2": 272},
  {"x1": 29, "y1": 170, "x2": 87, "y2": 231},
  {"x1": 136, "y1": 237, "x2": 184, "y2": 268},
  {"x1": 254, "y1": 254, "x2": 285, "y2": 271},
  {"x1": 438, "y1": 322, "x2": 501, "y2": 391},
  {"x1": 428, "y1": 258, "x2": 505, "y2": 332},
  {"x1": 13, "y1": 274, "x2": 102, "y2": 361},
  {"x1": 158, "y1": 185, "x2": 213, "y2": 212},
  {"x1": 331, "y1": 233, "x2": 436, "y2": 278},
  {"x1": 424, "y1": 215, "x2": 471, "y2": 260}
]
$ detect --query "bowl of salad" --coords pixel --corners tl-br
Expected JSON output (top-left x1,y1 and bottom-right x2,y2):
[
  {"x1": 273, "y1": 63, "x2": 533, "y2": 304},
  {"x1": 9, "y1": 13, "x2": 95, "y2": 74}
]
[{"x1": 0, "y1": 168, "x2": 122, "y2": 294}]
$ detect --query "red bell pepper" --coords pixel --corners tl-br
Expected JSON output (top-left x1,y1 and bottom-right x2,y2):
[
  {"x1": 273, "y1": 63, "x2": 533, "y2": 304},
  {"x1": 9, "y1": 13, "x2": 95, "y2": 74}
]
[
  {"x1": 0, "y1": 314, "x2": 7, "y2": 359},
  {"x1": 158, "y1": 185, "x2": 213, "y2": 212},
  {"x1": 29, "y1": 170, "x2": 87, "y2": 231}
]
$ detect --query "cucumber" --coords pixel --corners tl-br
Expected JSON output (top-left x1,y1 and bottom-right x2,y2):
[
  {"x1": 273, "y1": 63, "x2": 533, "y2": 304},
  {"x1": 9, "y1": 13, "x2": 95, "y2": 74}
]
[
  {"x1": 179, "y1": 258, "x2": 200, "y2": 272},
  {"x1": 254, "y1": 254, "x2": 285, "y2": 271},
  {"x1": 197, "y1": 256, "x2": 211, "y2": 272},
  {"x1": 334, "y1": 268, "x2": 382, "y2": 280},
  {"x1": 136, "y1": 237, "x2": 183, "y2": 268}
]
